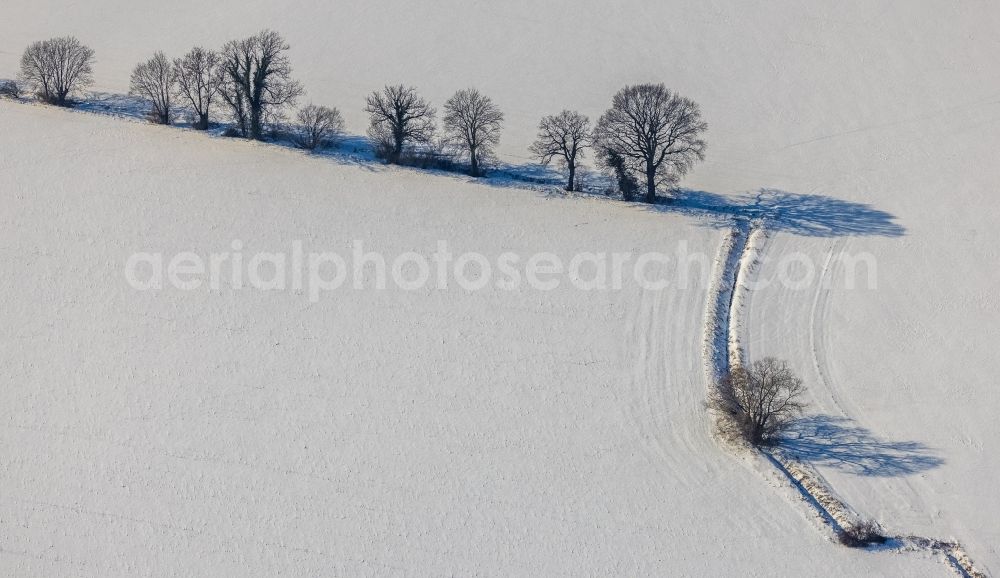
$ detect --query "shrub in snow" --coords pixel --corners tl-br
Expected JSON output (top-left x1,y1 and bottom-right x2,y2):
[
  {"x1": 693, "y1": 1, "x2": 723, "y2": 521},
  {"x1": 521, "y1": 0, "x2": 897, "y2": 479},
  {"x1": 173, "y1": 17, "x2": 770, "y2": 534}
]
[
  {"x1": 709, "y1": 357, "x2": 806, "y2": 446},
  {"x1": 837, "y1": 520, "x2": 888, "y2": 548},
  {"x1": 293, "y1": 104, "x2": 345, "y2": 150},
  {"x1": 598, "y1": 148, "x2": 640, "y2": 201},
  {"x1": 0, "y1": 80, "x2": 21, "y2": 99}
]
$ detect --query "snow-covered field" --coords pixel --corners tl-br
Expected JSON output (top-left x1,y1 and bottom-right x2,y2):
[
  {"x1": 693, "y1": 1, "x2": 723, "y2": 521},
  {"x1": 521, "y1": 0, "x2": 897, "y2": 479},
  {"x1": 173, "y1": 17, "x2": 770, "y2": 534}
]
[
  {"x1": 3, "y1": 0, "x2": 1000, "y2": 576},
  {"x1": 0, "y1": 104, "x2": 945, "y2": 576},
  {"x1": 740, "y1": 115, "x2": 1000, "y2": 570}
]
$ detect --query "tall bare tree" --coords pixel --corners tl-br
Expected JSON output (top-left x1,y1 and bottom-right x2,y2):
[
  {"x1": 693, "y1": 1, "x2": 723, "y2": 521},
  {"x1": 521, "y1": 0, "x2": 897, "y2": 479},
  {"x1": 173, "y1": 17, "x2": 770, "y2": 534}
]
[
  {"x1": 529, "y1": 110, "x2": 591, "y2": 191},
  {"x1": 173, "y1": 47, "x2": 222, "y2": 130},
  {"x1": 219, "y1": 30, "x2": 303, "y2": 140},
  {"x1": 364, "y1": 85, "x2": 435, "y2": 164},
  {"x1": 130, "y1": 52, "x2": 174, "y2": 125},
  {"x1": 709, "y1": 357, "x2": 807, "y2": 446},
  {"x1": 594, "y1": 84, "x2": 707, "y2": 203},
  {"x1": 18, "y1": 36, "x2": 95, "y2": 106},
  {"x1": 442, "y1": 88, "x2": 503, "y2": 177},
  {"x1": 293, "y1": 104, "x2": 345, "y2": 150}
]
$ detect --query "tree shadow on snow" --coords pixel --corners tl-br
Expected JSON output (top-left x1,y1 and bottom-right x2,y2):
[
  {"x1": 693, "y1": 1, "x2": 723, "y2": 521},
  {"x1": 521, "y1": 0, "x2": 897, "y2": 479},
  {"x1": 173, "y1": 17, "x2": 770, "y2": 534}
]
[
  {"x1": 664, "y1": 188, "x2": 906, "y2": 238},
  {"x1": 4, "y1": 89, "x2": 907, "y2": 236},
  {"x1": 780, "y1": 414, "x2": 942, "y2": 477}
]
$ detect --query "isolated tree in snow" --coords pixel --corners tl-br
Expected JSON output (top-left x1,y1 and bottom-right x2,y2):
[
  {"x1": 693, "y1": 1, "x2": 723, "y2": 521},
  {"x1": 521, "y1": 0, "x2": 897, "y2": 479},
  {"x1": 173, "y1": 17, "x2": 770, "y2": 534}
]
[
  {"x1": 173, "y1": 47, "x2": 223, "y2": 130},
  {"x1": 293, "y1": 104, "x2": 345, "y2": 150},
  {"x1": 709, "y1": 357, "x2": 807, "y2": 446},
  {"x1": 529, "y1": 110, "x2": 592, "y2": 191},
  {"x1": 364, "y1": 84, "x2": 436, "y2": 164},
  {"x1": 18, "y1": 36, "x2": 95, "y2": 106},
  {"x1": 130, "y1": 52, "x2": 175, "y2": 125},
  {"x1": 219, "y1": 30, "x2": 303, "y2": 140},
  {"x1": 442, "y1": 88, "x2": 504, "y2": 177},
  {"x1": 594, "y1": 83, "x2": 707, "y2": 203}
]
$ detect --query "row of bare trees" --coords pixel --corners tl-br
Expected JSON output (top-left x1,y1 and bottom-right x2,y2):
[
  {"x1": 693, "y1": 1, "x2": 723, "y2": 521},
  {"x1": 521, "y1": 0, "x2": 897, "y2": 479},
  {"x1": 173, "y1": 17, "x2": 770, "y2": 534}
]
[
  {"x1": 530, "y1": 85, "x2": 708, "y2": 202},
  {"x1": 364, "y1": 82, "x2": 709, "y2": 199},
  {"x1": 364, "y1": 85, "x2": 504, "y2": 177},
  {"x1": 124, "y1": 31, "x2": 307, "y2": 140},
  {"x1": 14, "y1": 33, "x2": 709, "y2": 201}
]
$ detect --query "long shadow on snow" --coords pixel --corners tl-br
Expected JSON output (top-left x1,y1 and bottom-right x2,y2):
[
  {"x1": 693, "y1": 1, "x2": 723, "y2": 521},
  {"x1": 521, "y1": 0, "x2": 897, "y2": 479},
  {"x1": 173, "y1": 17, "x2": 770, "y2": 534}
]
[
  {"x1": 7, "y1": 88, "x2": 906, "y2": 236},
  {"x1": 780, "y1": 415, "x2": 942, "y2": 477},
  {"x1": 664, "y1": 188, "x2": 906, "y2": 238}
]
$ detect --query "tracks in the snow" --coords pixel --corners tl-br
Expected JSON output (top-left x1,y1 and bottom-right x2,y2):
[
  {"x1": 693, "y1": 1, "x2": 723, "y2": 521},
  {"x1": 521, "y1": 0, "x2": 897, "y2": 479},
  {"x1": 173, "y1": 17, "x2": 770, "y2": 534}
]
[{"x1": 702, "y1": 221, "x2": 987, "y2": 578}]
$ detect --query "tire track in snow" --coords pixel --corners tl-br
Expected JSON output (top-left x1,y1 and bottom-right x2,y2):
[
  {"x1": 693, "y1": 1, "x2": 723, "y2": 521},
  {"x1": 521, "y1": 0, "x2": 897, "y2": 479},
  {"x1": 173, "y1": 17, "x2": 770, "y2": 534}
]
[
  {"x1": 808, "y1": 239, "x2": 935, "y2": 520},
  {"x1": 703, "y1": 224, "x2": 988, "y2": 578}
]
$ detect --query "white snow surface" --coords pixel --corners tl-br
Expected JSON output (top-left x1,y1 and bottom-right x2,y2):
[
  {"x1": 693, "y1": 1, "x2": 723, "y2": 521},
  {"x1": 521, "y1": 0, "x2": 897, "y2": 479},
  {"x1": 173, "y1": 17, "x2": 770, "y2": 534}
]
[
  {"x1": 3, "y1": 0, "x2": 1000, "y2": 575},
  {"x1": 1, "y1": 102, "x2": 942, "y2": 577}
]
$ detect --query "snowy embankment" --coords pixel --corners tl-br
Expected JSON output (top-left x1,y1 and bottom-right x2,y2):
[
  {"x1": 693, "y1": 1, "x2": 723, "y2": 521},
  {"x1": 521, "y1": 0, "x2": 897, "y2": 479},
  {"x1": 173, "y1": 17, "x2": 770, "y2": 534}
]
[
  {"x1": 727, "y1": 226, "x2": 768, "y2": 370},
  {"x1": 710, "y1": 221, "x2": 988, "y2": 577},
  {"x1": 701, "y1": 222, "x2": 748, "y2": 384}
]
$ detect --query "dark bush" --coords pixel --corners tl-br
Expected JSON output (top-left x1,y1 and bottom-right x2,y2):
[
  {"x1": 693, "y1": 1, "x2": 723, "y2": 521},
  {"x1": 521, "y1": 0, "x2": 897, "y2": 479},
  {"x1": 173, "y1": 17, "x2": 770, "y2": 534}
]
[
  {"x1": 293, "y1": 104, "x2": 345, "y2": 150},
  {"x1": 0, "y1": 80, "x2": 21, "y2": 99},
  {"x1": 838, "y1": 520, "x2": 888, "y2": 548}
]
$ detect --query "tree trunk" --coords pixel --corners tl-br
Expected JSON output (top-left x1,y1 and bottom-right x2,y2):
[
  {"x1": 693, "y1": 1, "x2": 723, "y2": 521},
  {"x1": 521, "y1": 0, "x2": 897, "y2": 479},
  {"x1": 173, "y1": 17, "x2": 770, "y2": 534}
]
[
  {"x1": 196, "y1": 112, "x2": 209, "y2": 130},
  {"x1": 250, "y1": 105, "x2": 263, "y2": 140},
  {"x1": 567, "y1": 162, "x2": 576, "y2": 192},
  {"x1": 470, "y1": 149, "x2": 480, "y2": 177},
  {"x1": 645, "y1": 170, "x2": 657, "y2": 204}
]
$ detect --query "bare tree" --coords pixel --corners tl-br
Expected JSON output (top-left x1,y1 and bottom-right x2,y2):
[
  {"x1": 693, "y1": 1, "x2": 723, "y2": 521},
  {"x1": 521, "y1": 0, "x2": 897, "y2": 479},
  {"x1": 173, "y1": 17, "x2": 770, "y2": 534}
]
[
  {"x1": 18, "y1": 36, "x2": 95, "y2": 106},
  {"x1": 529, "y1": 110, "x2": 591, "y2": 191},
  {"x1": 293, "y1": 104, "x2": 345, "y2": 150},
  {"x1": 173, "y1": 47, "x2": 222, "y2": 130},
  {"x1": 442, "y1": 88, "x2": 503, "y2": 177},
  {"x1": 130, "y1": 52, "x2": 174, "y2": 125},
  {"x1": 709, "y1": 357, "x2": 807, "y2": 446},
  {"x1": 594, "y1": 83, "x2": 707, "y2": 203},
  {"x1": 364, "y1": 85, "x2": 435, "y2": 164},
  {"x1": 219, "y1": 30, "x2": 303, "y2": 140}
]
